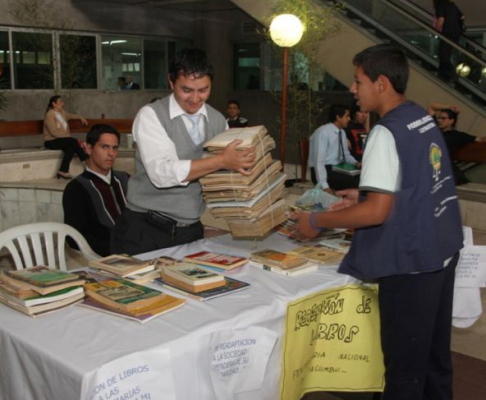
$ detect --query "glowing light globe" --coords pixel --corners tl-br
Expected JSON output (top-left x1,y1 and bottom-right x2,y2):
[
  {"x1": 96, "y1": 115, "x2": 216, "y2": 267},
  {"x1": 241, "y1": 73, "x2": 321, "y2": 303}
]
[
  {"x1": 269, "y1": 14, "x2": 304, "y2": 48},
  {"x1": 455, "y1": 63, "x2": 471, "y2": 77}
]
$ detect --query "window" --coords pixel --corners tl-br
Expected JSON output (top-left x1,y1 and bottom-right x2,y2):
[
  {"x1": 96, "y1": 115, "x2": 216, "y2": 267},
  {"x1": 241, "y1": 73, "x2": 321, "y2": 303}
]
[
  {"x1": 60, "y1": 35, "x2": 97, "y2": 89},
  {"x1": 0, "y1": 31, "x2": 11, "y2": 90},
  {"x1": 101, "y1": 36, "x2": 142, "y2": 90},
  {"x1": 234, "y1": 43, "x2": 261, "y2": 90},
  {"x1": 144, "y1": 39, "x2": 167, "y2": 89},
  {"x1": 12, "y1": 32, "x2": 53, "y2": 89}
]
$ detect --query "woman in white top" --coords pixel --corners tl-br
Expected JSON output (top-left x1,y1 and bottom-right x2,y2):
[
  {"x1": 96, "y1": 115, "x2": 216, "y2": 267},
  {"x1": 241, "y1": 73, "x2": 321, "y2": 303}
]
[{"x1": 43, "y1": 95, "x2": 88, "y2": 179}]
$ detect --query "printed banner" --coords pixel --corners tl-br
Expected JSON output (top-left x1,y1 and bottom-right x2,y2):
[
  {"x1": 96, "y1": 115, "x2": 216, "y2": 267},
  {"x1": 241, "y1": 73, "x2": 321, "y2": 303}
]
[
  {"x1": 456, "y1": 246, "x2": 486, "y2": 287},
  {"x1": 209, "y1": 326, "x2": 278, "y2": 400},
  {"x1": 281, "y1": 285, "x2": 384, "y2": 400},
  {"x1": 80, "y1": 348, "x2": 175, "y2": 400}
]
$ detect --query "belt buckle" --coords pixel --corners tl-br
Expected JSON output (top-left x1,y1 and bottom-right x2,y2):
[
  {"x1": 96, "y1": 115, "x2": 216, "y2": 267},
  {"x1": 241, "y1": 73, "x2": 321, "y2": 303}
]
[{"x1": 176, "y1": 221, "x2": 189, "y2": 228}]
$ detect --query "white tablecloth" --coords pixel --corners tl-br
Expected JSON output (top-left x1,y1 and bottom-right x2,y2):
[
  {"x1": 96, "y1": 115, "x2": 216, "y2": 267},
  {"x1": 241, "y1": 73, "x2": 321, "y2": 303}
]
[{"x1": 0, "y1": 233, "x2": 353, "y2": 400}]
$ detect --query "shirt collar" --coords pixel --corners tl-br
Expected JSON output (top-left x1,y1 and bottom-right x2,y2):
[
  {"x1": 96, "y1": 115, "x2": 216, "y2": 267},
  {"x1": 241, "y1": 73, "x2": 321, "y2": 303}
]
[
  {"x1": 169, "y1": 93, "x2": 208, "y2": 121},
  {"x1": 86, "y1": 166, "x2": 112, "y2": 185}
]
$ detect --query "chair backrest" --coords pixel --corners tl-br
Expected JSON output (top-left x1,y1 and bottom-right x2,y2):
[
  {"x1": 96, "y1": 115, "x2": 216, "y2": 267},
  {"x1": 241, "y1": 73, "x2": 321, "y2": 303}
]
[{"x1": 0, "y1": 222, "x2": 100, "y2": 271}]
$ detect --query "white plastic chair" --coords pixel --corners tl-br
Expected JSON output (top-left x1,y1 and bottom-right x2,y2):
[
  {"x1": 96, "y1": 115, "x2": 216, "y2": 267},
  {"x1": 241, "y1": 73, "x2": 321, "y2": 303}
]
[{"x1": 0, "y1": 222, "x2": 100, "y2": 271}]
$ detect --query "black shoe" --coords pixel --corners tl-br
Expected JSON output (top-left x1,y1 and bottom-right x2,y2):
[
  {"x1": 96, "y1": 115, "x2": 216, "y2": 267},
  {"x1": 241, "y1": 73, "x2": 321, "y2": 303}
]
[{"x1": 56, "y1": 172, "x2": 73, "y2": 180}]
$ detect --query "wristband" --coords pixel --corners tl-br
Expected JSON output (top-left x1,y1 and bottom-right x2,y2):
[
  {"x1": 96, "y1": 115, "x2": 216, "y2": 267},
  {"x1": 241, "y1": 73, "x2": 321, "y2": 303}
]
[{"x1": 309, "y1": 212, "x2": 326, "y2": 232}]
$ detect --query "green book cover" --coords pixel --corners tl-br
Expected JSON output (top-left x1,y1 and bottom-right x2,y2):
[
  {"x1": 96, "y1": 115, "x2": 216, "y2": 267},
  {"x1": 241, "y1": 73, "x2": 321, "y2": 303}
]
[{"x1": 6, "y1": 267, "x2": 81, "y2": 287}]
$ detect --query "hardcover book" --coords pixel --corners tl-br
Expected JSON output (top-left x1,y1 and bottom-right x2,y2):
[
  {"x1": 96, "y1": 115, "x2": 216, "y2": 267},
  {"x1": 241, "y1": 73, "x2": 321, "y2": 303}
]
[
  {"x1": 83, "y1": 278, "x2": 166, "y2": 312},
  {"x1": 183, "y1": 251, "x2": 247, "y2": 271},
  {"x1": 155, "y1": 275, "x2": 250, "y2": 302},
  {"x1": 89, "y1": 254, "x2": 155, "y2": 278}
]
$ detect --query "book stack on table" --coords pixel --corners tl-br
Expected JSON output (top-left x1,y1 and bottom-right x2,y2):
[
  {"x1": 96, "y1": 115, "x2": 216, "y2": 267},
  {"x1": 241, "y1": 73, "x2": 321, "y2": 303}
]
[
  {"x1": 201, "y1": 125, "x2": 287, "y2": 238},
  {"x1": 79, "y1": 271, "x2": 185, "y2": 324},
  {"x1": 0, "y1": 266, "x2": 85, "y2": 317}
]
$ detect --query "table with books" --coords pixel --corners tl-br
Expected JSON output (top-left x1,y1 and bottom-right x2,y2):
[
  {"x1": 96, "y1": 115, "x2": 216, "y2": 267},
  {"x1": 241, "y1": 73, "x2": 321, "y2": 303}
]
[{"x1": 0, "y1": 232, "x2": 354, "y2": 400}]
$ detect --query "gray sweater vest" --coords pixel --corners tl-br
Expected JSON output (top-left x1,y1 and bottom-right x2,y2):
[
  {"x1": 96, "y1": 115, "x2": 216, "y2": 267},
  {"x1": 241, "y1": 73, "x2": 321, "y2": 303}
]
[{"x1": 127, "y1": 96, "x2": 226, "y2": 224}]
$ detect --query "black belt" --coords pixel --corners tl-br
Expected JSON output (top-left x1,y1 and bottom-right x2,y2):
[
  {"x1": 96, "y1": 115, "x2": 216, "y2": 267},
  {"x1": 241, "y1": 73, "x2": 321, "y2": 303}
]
[{"x1": 145, "y1": 210, "x2": 198, "y2": 229}]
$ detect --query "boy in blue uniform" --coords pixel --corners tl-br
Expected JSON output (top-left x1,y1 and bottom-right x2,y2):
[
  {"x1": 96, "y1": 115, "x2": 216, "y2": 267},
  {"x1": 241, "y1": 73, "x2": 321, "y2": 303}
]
[{"x1": 293, "y1": 44, "x2": 463, "y2": 400}]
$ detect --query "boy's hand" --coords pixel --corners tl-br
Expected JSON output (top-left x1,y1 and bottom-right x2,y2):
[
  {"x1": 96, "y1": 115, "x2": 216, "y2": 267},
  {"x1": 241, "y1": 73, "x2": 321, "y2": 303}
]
[{"x1": 330, "y1": 189, "x2": 359, "y2": 211}]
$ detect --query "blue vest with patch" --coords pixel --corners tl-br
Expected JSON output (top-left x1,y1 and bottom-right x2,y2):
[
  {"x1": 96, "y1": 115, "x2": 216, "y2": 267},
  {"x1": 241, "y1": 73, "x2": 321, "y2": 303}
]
[{"x1": 338, "y1": 101, "x2": 463, "y2": 280}]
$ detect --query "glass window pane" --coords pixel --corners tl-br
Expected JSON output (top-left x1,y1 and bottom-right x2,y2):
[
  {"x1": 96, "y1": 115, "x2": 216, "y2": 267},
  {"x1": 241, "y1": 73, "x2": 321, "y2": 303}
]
[
  {"x1": 101, "y1": 35, "x2": 141, "y2": 90},
  {"x1": 234, "y1": 43, "x2": 261, "y2": 90},
  {"x1": 60, "y1": 35, "x2": 97, "y2": 89},
  {"x1": 12, "y1": 32, "x2": 53, "y2": 89},
  {"x1": 144, "y1": 39, "x2": 167, "y2": 89}
]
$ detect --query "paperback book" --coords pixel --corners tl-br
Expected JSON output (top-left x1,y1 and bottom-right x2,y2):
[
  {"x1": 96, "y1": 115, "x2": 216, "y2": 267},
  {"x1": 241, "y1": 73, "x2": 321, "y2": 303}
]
[
  {"x1": 155, "y1": 275, "x2": 250, "y2": 301},
  {"x1": 183, "y1": 251, "x2": 248, "y2": 271},
  {"x1": 79, "y1": 295, "x2": 185, "y2": 324},
  {"x1": 332, "y1": 163, "x2": 361, "y2": 176},
  {"x1": 1, "y1": 268, "x2": 85, "y2": 295},
  {"x1": 161, "y1": 263, "x2": 226, "y2": 293},
  {"x1": 204, "y1": 125, "x2": 268, "y2": 150},
  {"x1": 288, "y1": 244, "x2": 344, "y2": 265},
  {"x1": 84, "y1": 278, "x2": 167, "y2": 312},
  {"x1": 89, "y1": 254, "x2": 155, "y2": 278},
  {"x1": 319, "y1": 237, "x2": 352, "y2": 253},
  {"x1": 248, "y1": 260, "x2": 318, "y2": 277},
  {"x1": 250, "y1": 249, "x2": 308, "y2": 269}
]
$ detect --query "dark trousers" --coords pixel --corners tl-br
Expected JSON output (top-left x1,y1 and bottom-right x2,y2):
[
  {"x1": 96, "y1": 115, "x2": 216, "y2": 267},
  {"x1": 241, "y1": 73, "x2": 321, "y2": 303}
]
[
  {"x1": 111, "y1": 208, "x2": 204, "y2": 256},
  {"x1": 44, "y1": 137, "x2": 87, "y2": 173},
  {"x1": 378, "y1": 253, "x2": 459, "y2": 400},
  {"x1": 310, "y1": 166, "x2": 360, "y2": 191},
  {"x1": 438, "y1": 34, "x2": 460, "y2": 81}
]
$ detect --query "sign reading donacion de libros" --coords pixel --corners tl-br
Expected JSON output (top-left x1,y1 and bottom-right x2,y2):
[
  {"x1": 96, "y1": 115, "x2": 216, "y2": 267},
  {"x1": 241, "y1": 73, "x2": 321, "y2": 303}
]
[{"x1": 280, "y1": 285, "x2": 384, "y2": 399}]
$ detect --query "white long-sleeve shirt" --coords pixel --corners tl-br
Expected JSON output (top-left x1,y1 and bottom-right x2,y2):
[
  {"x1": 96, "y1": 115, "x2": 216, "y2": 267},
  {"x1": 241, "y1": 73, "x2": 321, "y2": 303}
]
[
  {"x1": 308, "y1": 122, "x2": 358, "y2": 189},
  {"x1": 132, "y1": 94, "x2": 228, "y2": 188}
]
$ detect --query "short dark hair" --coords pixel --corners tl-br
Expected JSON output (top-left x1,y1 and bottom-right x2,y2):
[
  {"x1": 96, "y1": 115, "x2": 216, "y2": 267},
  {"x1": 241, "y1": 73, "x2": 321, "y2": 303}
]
[
  {"x1": 227, "y1": 99, "x2": 240, "y2": 108},
  {"x1": 86, "y1": 124, "x2": 120, "y2": 147},
  {"x1": 329, "y1": 104, "x2": 350, "y2": 122},
  {"x1": 439, "y1": 109, "x2": 458, "y2": 127},
  {"x1": 168, "y1": 48, "x2": 214, "y2": 84},
  {"x1": 353, "y1": 44, "x2": 409, "y2": 94}
]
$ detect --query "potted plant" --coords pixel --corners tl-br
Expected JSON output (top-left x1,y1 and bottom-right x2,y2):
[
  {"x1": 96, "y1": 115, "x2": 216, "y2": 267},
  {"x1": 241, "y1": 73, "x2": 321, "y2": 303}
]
[{"x1": 269, "y1": 0, "x2": 342, "y2": 182}]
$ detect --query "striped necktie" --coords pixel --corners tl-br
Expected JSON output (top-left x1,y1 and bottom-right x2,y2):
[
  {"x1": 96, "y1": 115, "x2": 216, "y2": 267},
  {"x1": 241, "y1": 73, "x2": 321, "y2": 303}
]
[{"x1": 186, "y1": 114, "x2": 203, "y2": 145}]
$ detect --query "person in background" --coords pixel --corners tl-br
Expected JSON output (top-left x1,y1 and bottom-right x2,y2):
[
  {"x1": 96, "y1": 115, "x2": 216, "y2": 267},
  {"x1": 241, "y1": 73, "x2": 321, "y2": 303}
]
[
  {"x1": 428, "y1": 102, "x2": 479, "y2": 184},
  {"x1": 294, "y1": 44, "x2": 463, "y2": 400},
  {"x1": 226, "y1": 100, "x2": 248, "y2": 128},
  {"x1": 308, "y1": 103, "x2": 360, "y2": 193},
  {"x1": 117, "y1": 76, "x2": 127, "y2": 90},
  {"x1": 125, "y1": 75, "x2": 140, "y2": 90},
  {"x1": 345, "y1": 101, "x2": 369, "y2": 162},
  {"x1": 43, "y1": 95, "x2": 88, "y2": 179},
  {"x1": 111, "y1": 48, "x2": 255, "y2": 255},
  {"x1": 433, "y1": 0, "x2": 465, "y2": 82},
  {"x1": 63, "y1": 124, "x2": 129, "y2": 256}
]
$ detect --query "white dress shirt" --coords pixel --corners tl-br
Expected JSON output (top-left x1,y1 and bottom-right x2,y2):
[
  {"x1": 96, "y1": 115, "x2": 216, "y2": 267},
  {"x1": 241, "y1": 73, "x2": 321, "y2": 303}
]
[
  {"x1": 308, "y1": 122, "x2": 358, "y2": 189},
  {"x1": 132, "y1": 94, "x2": 215, "y2": 188}
]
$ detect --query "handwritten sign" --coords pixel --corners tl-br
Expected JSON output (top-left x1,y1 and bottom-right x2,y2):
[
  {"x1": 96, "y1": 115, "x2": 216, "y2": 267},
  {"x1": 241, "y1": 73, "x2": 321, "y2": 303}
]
[
  {"x1": 209, "y1": 327, "x2": 277, "y2": 400},
  {"x1": 281, "y1": 285, "x2": 384, "y2": 400},
  {"x1": 80, "y1": 348, "x2": 175, "y2": 400},
  {"x1": 456, "y1": 246, "x2": 486, "y2": 287}
]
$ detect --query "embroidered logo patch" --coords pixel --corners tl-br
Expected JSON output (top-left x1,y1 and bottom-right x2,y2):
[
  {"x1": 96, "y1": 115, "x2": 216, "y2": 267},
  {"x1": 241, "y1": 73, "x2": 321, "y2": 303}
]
[{"x1": 430, "y1": 143, "x2": 442, "y2": 181}]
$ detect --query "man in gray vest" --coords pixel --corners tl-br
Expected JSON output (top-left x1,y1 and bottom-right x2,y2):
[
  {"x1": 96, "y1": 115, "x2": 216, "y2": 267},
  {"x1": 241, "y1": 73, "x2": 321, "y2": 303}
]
[{"x1": 112, "y1": 48, "x2": 255, "y2": 255}]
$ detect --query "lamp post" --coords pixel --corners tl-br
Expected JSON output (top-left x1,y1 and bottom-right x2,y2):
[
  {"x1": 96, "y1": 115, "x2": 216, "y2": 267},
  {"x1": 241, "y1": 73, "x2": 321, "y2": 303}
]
[{"x1": 269, "y1": 14, "x2": 304, "y2": 168}]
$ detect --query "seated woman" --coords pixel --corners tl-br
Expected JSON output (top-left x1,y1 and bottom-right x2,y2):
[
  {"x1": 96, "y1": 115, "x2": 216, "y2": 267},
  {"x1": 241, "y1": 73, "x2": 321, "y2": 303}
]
[{"x1": 43, "y1": 95, "x2": 88, "y2": 179}]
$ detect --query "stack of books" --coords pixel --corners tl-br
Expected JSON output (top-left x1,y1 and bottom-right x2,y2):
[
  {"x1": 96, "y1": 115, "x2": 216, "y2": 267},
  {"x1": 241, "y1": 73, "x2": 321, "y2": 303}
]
[
  {"x1": 249, "y1": 249, "x2": 318, "y2": 276},
  {"x1": 80, "y1": 272, "x2": 185, "y2": 324},
  {"x1": 88, "y1": 254, "x2": 161, "y2": 283},
  {"x1": 201, "y1": 125, "x2": 287, "y2": 238},
  {"x1": 158, "y1": 262, "x2": 250, "y2": 301},
  {"x1": 0, "y1": 266, "x2": 85, "y2": 317}
]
